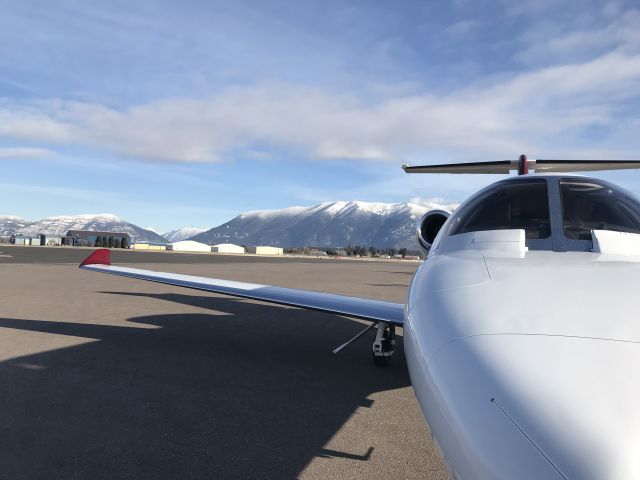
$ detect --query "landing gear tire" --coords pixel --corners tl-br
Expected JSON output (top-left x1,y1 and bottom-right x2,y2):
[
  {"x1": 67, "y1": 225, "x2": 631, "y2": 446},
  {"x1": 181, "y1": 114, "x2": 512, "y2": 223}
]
[
  {"x1": 372, "y1": 322, "x2": 395, "y2": 367},
  {"x1": 373, "y1": 353, "x2": 391, "y2": 367}
]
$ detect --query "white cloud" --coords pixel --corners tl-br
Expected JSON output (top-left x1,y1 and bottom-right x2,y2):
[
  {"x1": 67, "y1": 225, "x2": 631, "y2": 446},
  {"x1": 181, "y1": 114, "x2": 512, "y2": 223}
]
[
  {"x1": 0, "y1": 183, "x2": 120, "y2": 202},
  {"x1": 1, "y1": 49, "x2": 640, "y2": 164},
  {"x1": 443, "y1": 20, "x2": 477, "y2": 36},
  {"x1": 514, "y1": 8, "x2": 640, "y2": 65},
  {"x1": 409, "y1": 197, "x2": 459, "y2": 212},
  {"x1": 503, "y1": 0, "x2": 568, "y2": 17},
  {"x1": 0, "y1": 147, "x2": 51, "y2": 159},
  {"x1": 313, "y1": 144, "x2": 395, "y2": 161}
]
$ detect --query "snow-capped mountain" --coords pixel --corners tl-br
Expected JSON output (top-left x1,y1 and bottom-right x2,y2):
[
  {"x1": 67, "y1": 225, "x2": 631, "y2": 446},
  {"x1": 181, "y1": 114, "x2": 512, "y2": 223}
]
[
  {"x1": 11, "y1": 214, "x2": 166, "y2": 243},
  {"x1": 162, "y1": 227, "x2": 208, "y2": 242},
  {"x1": 192, "y1": 200, "x2": 458, "y2": 249},
  {"x1": 0, "y1": 215, "x2": 28, "y2": 236}
]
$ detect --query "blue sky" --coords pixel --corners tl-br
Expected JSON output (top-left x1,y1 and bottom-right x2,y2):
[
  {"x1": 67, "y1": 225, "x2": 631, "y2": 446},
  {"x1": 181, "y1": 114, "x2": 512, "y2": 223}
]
[{"x1": 2, "y1": 0, "x2": 640, "y2": 232}]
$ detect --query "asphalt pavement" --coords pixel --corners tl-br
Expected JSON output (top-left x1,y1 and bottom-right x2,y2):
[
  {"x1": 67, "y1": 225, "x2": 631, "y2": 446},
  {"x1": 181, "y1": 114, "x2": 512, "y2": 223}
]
[{"x1": 0, "y1": 245, "x2": 448, "y2": 479}]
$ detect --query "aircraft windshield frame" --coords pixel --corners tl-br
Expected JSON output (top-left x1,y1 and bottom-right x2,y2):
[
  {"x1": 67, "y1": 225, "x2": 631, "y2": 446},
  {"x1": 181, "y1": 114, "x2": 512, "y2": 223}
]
[
  {"x1": 439, "y1": 175, "x2": 640, "y2": 253},
  {"x1": 560, "y1": 178, "x2": 640, "y2": 241},
  {"x1": 446, "y1": 178, "x2": 552, "y2": 247}
]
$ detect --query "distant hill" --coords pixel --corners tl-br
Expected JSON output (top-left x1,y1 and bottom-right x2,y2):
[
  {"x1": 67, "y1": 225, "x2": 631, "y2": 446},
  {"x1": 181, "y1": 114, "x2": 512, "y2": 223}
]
[
  {"x1": 162, "y1": 227, "x2": 208, "y2": 242},
  {"x1": 3, "y1": 214, "x2": 166, "y2": 243},
  {"x1": 192, "y1": 200, "x2": 457, "y2": 249},
  {"x1": 0, "y1": 215, "x2": 28, "y2": 237}
]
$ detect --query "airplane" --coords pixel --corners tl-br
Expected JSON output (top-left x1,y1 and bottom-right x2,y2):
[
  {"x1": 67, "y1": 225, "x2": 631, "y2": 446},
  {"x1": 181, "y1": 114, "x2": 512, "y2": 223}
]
[{"x1": 79, "y1": 154, "x2": 640, "y2": 479}]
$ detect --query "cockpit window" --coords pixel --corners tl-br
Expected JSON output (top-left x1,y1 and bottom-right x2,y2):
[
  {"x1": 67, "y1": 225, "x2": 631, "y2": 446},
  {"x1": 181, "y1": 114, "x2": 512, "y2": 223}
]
[
  {"x1": 449, "y1": 179, "x2": 550, "y2": 239},
  {"x1": 560, "y1": 179, "x2": 640, "y2": 240}
]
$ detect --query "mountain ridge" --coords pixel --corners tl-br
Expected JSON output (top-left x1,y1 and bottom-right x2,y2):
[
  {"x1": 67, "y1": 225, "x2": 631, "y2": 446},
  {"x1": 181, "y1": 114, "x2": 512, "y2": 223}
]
[
  {"x1": 1, "y1": 199, "x2": 457, "y2": 248},
  {"x1": 162, "y1": 227, "x2": 209, "y2": 242},
  {"x1": 193, "y1": 199, "x2": 457, "y2": 249},
  {"x1": 0, "y1": 214, "x2": 166, "y2": 243}
]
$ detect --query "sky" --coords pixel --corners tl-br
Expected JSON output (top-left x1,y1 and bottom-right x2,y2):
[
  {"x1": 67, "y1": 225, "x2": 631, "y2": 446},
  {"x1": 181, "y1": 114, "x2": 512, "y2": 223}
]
[{"x1": 2, "y1": 0, "x2": 640, "y2": 232}]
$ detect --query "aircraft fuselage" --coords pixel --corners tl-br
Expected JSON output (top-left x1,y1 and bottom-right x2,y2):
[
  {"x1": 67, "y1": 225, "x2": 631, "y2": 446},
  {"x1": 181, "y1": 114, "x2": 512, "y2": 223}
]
[{"x1": 404, "y1": 174, "x2": 640, "y2": 479}]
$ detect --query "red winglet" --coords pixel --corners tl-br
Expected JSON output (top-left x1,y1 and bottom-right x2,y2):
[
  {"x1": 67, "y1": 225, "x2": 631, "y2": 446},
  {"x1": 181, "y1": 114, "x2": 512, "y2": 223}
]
[{"x1": 79, "y1": 248, "x2": 111, "y2": 268}]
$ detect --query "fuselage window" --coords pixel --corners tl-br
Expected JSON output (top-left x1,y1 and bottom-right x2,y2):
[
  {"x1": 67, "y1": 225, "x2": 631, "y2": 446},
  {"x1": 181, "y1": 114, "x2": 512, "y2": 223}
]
[
  {"x1": 560, "y1": 179, "x2": 640, "y2": 240},
  {"x1": 449, "y1": 180, "x2": 551, "y2": 239}
]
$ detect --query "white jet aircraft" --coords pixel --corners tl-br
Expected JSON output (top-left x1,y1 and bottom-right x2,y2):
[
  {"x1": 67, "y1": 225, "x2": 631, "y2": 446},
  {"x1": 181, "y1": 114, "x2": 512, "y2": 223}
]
[{"x1": 79, "y1": 155, "x2": 640, "y2": 479}]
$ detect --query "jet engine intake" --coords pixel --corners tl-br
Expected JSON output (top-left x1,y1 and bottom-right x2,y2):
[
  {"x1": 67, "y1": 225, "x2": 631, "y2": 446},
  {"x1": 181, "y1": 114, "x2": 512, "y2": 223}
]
[{"x1": 417, "y1": 210, "x2": 450, "y2": 253}]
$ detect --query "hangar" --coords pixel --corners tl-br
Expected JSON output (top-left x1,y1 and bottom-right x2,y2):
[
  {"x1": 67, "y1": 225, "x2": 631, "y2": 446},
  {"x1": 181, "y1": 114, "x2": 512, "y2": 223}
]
[
  {"x1": 171, "y1": 240, "x2": 212, "y2": 253},
  {"x1": 246, "y1": 246, "x2": 284, "y2": 255},
  {"x1": 40, "y1": 234, "x2": 64, "y2": 246},
  {"x1": 131, "y1": 242, "x2": 168, "y2": 251},
  {"x1": 11, "y1": 234, "x2": 41, "y2": 246},
  {"x1": 211, "y1": 243, "x2": 245, "y2": 254}
]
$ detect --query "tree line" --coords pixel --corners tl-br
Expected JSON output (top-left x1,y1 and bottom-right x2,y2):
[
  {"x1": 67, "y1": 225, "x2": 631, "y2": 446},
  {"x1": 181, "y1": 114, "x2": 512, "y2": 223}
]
[{"x1": 284, "y1": 244, "x2": 422, "y2": 258}]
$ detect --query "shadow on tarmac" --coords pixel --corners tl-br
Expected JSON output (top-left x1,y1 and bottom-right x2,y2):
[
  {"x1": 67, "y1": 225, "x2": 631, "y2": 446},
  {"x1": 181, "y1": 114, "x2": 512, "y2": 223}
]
[{"x1": 0, "y1": 293, "x2": 410, "y2": 480}]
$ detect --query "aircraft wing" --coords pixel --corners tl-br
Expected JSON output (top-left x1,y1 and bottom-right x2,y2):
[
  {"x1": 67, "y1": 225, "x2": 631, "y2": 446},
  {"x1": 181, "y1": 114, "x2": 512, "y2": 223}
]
[{"x1": 79, "y1": 249, "x2": 404, "y2": 325}]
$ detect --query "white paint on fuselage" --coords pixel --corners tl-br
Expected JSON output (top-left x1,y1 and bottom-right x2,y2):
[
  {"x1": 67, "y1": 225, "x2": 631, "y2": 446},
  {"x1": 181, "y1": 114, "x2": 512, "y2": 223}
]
[{"x1": 405, "y1": 246, "x2": 640, "y2": 479}]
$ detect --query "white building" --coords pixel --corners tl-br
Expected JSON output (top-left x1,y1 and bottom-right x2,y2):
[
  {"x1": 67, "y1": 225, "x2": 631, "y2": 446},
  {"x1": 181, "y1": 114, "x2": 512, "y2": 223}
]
[
  {"x1": 132, "y1": 242, "x2": 167, "y2": 251},
  {"x1": 171, "y1": 240, "x2": 212, "y2": 253},
  {"x1": 39, "y1": 234, "x2": 63, "y2": 246},
  {"x1": 211, "y1": 243, "x2": 245, "y2": 254},
  {"x1": 11, "y1": 234, "x2": 41, "y2": 246},
  {"x1": 246, "y1": 246, "x2": 284, "y2": 255}
]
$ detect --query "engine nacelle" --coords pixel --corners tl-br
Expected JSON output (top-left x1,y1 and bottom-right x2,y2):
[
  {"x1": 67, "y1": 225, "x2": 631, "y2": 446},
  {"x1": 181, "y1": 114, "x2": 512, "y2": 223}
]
[{"x1": 417, "y1": 210, "x2": 450, "y2": 253}]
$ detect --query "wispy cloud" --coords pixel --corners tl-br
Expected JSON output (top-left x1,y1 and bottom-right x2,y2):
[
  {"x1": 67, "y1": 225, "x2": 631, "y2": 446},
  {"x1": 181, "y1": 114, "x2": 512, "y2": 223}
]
[
  {"x1": 409, "y1": 197, "x2": 459, "y2": 211},
  {"x1": 0, "y1": 101, "x2": 75, "y2": 142},
  {"x1": 0, "y1": 182, "x2": 120, "y2": 202},
  {"x1": 443, "y1": 19, "x2": 477, "y2": 36},
  {"x1": 0, "y1": 147, "x2": 50, "y2": 159},
  {"x1": 515, "y1": 9, "x2": 640, "y2": 65},
  {"x1": 502, "y1": 0, "x2": 570, "y2": 17},
  {"x1": 1, "y1": 48, "x2": 640, "y2": 163}
]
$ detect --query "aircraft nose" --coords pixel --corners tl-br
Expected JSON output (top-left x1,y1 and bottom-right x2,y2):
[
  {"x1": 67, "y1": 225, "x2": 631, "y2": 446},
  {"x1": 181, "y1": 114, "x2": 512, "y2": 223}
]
[{"x1": 427, "y1": 334, "x2": 640, "y2": 480}]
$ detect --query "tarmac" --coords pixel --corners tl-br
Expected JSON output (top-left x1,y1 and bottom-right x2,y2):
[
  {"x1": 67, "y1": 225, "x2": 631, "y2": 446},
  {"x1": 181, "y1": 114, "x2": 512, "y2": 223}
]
[{"x1": 0, "y1": 245, "x2": 448, "y2": 480}]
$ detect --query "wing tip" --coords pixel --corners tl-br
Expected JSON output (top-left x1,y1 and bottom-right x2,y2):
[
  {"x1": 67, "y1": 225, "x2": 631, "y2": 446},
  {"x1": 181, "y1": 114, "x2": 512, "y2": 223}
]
[{"x1": 79, "y1": 248, "x2": 111, "y2": 268}]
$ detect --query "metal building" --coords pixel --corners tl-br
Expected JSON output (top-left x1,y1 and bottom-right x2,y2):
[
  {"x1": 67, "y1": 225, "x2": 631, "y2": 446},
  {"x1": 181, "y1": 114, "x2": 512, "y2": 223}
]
[
  {"x1": 171, "y1": 240, "x2": 212, "y2": 253},
  {"x1": 246, "y1": 246, "x2": 284, "y2": 255},
  {"x1": 39, "y1": 234, "x2": 64, "y2": 246},
  {"x1": 131, "y1": 243, "x2": 167, "y2": 251},
  {"x1": 211, "y1": 243, "x2": 245, "y2": 254},
  {"x1": 11, "y1": 234, "x2": 41, "y2": 246}
]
